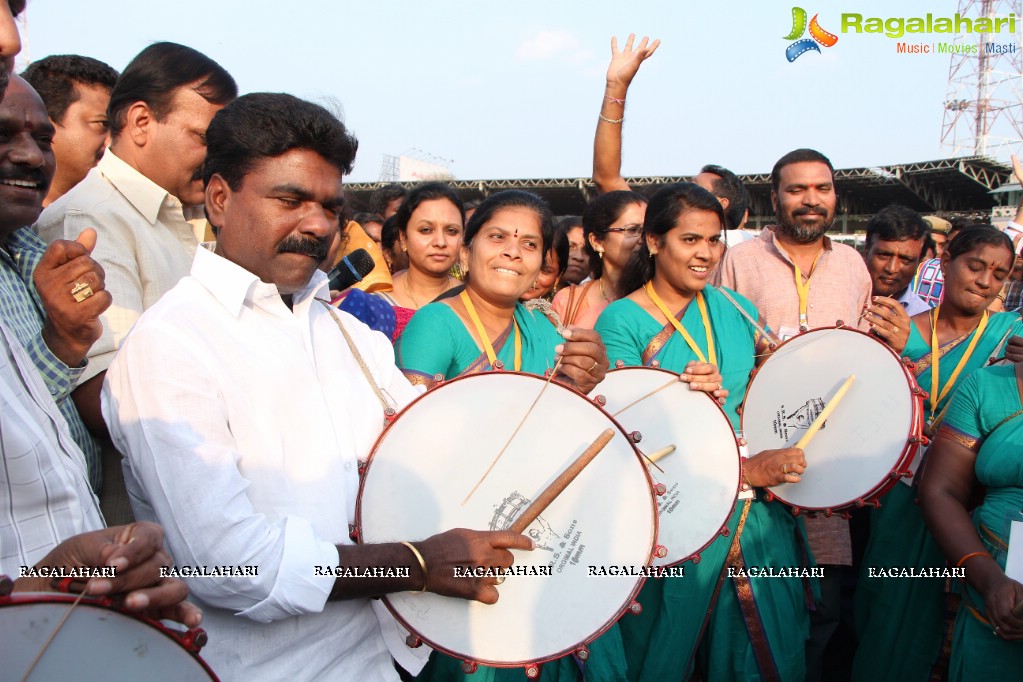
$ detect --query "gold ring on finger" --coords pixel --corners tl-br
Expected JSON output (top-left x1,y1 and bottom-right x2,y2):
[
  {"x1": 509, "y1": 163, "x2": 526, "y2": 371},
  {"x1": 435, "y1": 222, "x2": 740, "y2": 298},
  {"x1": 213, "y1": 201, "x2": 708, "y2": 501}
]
[
  {"x1": 782, "y1": 463, "x2": 789, "y2": 474},
  {"x1": 587, "y1": 360, "x2": 600, "y2": 375},
  {"x1": 71, "y1": 281, "x2": 94, "y2": 303},
  {"x1": 892, "y1": 326, "x2": 899, "y2": 334}
]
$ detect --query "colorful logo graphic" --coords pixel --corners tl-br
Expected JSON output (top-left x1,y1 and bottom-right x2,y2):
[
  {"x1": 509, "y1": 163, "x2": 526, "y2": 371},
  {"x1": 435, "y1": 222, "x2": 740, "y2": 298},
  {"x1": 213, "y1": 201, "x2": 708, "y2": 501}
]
[{"x1": 784, "y1": 7, "x2": 839, "y2": 62}]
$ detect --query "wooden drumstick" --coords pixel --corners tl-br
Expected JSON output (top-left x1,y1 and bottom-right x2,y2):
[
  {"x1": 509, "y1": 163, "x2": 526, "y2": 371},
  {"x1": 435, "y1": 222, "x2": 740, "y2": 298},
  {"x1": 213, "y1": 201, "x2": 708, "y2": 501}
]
[
  {"x1": 646, "y1": 445, "x2": 676, "y2": 463},
  {"x1": 510, "y1": 428, "x2": 615, "y2": 534},
  {"x1": 794, "y1": 375, "x2": 856, "y2": 450}
]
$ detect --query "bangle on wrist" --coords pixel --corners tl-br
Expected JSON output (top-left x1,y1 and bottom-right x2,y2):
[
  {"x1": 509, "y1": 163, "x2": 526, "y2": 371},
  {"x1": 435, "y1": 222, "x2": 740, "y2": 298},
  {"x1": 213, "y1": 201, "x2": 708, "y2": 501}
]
[
  {"x1": 599, "y1": 114, "x2": 624, "y2": 124},
  {"x1": 604, "y1": 95, "x2": 625, "y2": 104},
  {"x1": 401, "y1": 541, "x2": 428, "y2": 592},
  {"x1": 955, "y1": 550, "x2": 991, "y2": 568}
]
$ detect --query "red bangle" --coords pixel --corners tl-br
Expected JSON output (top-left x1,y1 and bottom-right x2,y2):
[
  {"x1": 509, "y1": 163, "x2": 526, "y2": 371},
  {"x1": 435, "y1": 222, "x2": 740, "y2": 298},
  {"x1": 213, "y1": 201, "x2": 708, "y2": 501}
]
[
  {"x1": 955, "y1": 550, "x2": 991, "y2": 568},
  {"x1": 604, "y1": 95, "x2": 625, "y2": 104}
]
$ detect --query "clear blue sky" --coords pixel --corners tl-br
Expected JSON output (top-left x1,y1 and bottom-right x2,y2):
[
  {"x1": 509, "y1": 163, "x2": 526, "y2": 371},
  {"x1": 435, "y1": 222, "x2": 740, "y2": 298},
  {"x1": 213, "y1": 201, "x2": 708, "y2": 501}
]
[{"x1": 19, "y1": 0, "x2": 1022, "y2": 182}]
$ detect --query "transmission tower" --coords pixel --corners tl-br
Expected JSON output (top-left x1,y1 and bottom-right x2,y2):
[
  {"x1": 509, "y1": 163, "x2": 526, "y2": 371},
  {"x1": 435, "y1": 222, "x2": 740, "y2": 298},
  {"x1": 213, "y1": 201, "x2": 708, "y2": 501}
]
[{"x1": 940, "y1": 0, "x2": 1023, "y2": 157}]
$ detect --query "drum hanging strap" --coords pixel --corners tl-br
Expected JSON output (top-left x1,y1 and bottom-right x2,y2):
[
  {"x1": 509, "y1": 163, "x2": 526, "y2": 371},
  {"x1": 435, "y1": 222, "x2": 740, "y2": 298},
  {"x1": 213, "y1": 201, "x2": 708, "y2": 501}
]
[
  {"x1": 319, "y1": 300, "x2": 396, "y2": 416},
  {"x1": 711, "y1": 499, "x2": 781, "y2": 682}
]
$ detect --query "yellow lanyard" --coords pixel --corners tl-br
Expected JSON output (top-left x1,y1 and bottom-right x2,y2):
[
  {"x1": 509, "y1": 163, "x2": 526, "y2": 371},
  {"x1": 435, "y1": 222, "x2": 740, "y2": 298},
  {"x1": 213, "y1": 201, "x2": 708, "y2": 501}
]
[
  {"x1": 460, "y1": 291, "x2": 521, "y2": 371},
  {"x1": 793, "y1": 250, "x2": 823, "y2": 330},
  {"x1": 928, "y1": 307, "x2": 988, "y2": 419},
  {"x1": 644, "y1": 282, "x2": 716, "y2": 365}
]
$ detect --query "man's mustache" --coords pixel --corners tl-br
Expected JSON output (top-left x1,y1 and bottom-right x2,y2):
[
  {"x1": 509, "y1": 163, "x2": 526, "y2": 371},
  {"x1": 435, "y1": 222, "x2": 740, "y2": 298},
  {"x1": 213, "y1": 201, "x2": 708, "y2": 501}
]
[{"x1": 278, "y1": 235, "x2": 329, "y2": 261}]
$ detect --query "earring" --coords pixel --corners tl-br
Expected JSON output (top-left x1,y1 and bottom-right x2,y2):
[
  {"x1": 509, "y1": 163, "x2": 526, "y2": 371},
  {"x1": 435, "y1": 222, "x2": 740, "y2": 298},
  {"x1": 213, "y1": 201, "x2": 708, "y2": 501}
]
[
  {"x1": 650, "y1": 249, "x2": 658, "y2": 257},
  {"x1": 597, "y1": 249, "x2": 604, "y2": 260},
  {"x1": 401, "y1": 244, "x2": 407, "y2": 253}
]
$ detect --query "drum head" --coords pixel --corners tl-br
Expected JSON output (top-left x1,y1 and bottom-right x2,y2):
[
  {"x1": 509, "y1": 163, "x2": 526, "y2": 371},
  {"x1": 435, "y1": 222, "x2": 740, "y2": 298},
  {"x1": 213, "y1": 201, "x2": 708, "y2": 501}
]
[
  {"x1": 741, "y1": 328, "x2": 919, "y2": 511},
  {"x1": 0, "y1": 594, "x2": 217, "y2": 680},
  {"x1": 358, "y1": 372, "x2": 656, "y2": 667},
  {"x1": 593, "y1": 367, "x2": 740, "y2": 566}
]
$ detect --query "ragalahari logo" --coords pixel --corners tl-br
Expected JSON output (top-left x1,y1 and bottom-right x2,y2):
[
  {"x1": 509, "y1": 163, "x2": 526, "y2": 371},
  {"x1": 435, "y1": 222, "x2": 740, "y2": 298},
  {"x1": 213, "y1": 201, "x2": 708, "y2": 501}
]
[{"x1": 784, "y1": 7, "x2": 839, "y2": 61}]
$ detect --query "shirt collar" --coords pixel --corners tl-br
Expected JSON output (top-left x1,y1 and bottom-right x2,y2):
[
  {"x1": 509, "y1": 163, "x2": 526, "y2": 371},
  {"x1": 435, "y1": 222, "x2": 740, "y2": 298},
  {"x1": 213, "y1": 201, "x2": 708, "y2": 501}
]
[
  {"x1": 760, "y1": 225, "x2": 834, "y2": 266},
  {"x1": 190, "y1": 246, "x2": 330, "y2": 318},
  {"x1": 97, "y1": 150, "x2": 179, "y2": 226}
]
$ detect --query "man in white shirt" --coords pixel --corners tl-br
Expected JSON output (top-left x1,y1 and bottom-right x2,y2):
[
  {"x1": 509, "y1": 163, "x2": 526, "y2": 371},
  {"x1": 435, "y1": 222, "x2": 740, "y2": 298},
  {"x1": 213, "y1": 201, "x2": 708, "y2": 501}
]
[
  {"x1": 103, "y1": 93, "x2": 536, "y2": 681},
  {"x1": 35, "y1": 42, "x2": 236, "y2": 440}
]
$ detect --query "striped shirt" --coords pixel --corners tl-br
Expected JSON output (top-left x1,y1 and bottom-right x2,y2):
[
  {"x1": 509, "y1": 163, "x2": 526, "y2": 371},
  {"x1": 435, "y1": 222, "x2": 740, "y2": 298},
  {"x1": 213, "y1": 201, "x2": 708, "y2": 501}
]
[
  {"x1": 0, "y1": 319, "x2": 104, "y2": 575},
  {"x1": 0, "y1": 227, "x2": 101, "y2": 489}
]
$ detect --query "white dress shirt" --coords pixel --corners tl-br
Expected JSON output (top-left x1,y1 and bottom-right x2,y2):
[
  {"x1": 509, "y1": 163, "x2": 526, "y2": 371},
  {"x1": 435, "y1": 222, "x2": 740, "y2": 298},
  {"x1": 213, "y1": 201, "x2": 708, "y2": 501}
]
[
  {"x1": 103, "y1": 247, "x2": 421, "y2": 681},
  {"x1": 35, "y1": 150, "x2": 205, "y2": 382},
  {"x1": 0, "y1": 320, "x2": 103, "y2": 576}
]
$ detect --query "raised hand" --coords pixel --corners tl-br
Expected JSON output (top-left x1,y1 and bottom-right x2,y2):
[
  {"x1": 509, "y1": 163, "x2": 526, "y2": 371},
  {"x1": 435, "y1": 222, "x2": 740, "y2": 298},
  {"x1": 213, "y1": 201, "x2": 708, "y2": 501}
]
[{"x1": 607, "y1": 34, "x2": 661, "y2": 88}]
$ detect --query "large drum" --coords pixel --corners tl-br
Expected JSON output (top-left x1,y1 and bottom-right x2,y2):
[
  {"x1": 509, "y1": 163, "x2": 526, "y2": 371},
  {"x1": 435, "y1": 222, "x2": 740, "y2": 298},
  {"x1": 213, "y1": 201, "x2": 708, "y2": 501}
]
[
  {"x1": 591, "y1": 367, "x2": 741, "y2": 566},
  {"x1": 741, "y1": 327, "x2": 925, "y2": 514},
  {"x1": 357, "y1": 372, "x2": 657, "y2": 670},
  {"x1": 0, "y1": 592, "x2": 217, "y2": 680}
]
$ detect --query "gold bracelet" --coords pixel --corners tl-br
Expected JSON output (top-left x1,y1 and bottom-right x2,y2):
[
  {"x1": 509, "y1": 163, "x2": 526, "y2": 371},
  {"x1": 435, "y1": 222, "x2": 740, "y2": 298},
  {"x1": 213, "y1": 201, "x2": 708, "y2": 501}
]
[
  {"x1": 400, "y1": 541, "x2": 428, "y2": 592},
  {"x1": 599, "y1": 114, "x2": 624, "y2": 124}
]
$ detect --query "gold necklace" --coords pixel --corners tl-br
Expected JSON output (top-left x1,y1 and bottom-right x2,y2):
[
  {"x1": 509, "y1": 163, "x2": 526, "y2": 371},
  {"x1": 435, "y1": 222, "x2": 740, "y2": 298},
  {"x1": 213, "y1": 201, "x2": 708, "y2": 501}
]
[
  {"x1": 403, "y1": 273, "x2": 422, "y2": 309},
  {"x1": 598, "y1": 278, "x2": 611, "y2": 302}
]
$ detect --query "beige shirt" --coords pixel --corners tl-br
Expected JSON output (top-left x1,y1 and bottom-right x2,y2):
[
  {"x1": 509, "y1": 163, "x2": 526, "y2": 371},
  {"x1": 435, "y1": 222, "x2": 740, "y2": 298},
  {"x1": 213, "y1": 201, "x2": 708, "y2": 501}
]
[
  {"x1": 716, "y1": 227, "x2": 872, "y2": 565},
  {"x1": 35, "y1": 151, "x2": 205, "y2": 382}
]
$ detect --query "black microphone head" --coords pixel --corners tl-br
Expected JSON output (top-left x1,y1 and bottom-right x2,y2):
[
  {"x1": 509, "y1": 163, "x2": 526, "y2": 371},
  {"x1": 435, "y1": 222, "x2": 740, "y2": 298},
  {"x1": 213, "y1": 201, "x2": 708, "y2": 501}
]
[
  {"x1": 347, "y1": 248, "x2": 375, "y2": 276},
  {"x1": 328, "y1": 248, "x2": 376, "y2": 291}
]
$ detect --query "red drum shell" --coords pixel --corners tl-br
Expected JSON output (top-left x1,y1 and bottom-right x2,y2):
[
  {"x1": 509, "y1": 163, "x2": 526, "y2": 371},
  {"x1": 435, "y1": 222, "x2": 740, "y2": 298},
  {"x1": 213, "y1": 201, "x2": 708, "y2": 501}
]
[
  {"x1": 357, "y1": 371, "x2": 658, "y2": 667},
  {"x1": 0, "y1": 592, "x2": 218, "y2": 680},
  {"x1": 740, "y1": 327, "x2": 924, "y2": 513}
]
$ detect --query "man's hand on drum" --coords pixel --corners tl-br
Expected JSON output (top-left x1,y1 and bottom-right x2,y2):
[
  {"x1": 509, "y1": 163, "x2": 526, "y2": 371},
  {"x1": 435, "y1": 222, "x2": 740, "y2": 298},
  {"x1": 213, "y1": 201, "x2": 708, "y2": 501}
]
[
  {"x1": 14, "y1": 522, "x2": 202, "y2": 628},
  {"x1": 679, "y1": 361, "x2": 728, "y2": 405},
  {"x1": 417, "y1": 529, "x2": 534, "y2": 605},
  {"x1": 743, "y1": 448, "x2": 807, "y2": 487},
  {"x1": 864, "y1": 296, "x2": 911, "y2": 353},
  {"x1": 553, "y1": 326, "x2": 609, "y2": 393}
]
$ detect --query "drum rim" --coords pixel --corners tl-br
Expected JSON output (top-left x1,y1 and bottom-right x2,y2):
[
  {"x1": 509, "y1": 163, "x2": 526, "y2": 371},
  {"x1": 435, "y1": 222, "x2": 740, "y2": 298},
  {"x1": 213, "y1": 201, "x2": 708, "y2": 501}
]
[
  {"x1": 739, "y1": 326, "x2": 925, "y2": 513},
  {"x1": 355, "y1": 369, "x2": 659, "y2": 667},
  {"x1": 595, "y1": 366, "x2": 742, "y2": 566},
  {"x1": 0, "y1": 592, "x2": 219, "y2": 680}
]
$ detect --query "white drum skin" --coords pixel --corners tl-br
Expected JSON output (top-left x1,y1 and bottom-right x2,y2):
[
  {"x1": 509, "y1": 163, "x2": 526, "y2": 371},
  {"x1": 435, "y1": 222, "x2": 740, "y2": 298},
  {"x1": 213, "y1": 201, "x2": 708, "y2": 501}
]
[
  {"x1": 592, "y1": 367, "x2": 741, "y2": 566},
  {"x1": 357, "y1": 371, "x2": 657, "y2": 667},
  {"x1": 741, "y1": 327, "x2": 924, "y2": 514},
  {"x1": 0, "y1": 592, "x2": 218, "y2": 681}
]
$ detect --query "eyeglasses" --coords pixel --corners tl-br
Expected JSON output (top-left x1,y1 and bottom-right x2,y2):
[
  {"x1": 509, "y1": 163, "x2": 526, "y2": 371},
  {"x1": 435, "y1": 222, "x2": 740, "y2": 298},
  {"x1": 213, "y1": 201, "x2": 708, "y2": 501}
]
[{"x1": 605, "y1": 225, "x2": 643, "y2": 238}]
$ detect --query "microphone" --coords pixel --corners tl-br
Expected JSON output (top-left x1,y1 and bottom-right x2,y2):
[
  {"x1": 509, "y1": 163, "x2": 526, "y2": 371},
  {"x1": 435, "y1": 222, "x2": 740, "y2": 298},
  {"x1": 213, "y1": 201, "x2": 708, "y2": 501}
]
[{"x1": 328, "y1": 248, "x2": 375, "y2": 291}]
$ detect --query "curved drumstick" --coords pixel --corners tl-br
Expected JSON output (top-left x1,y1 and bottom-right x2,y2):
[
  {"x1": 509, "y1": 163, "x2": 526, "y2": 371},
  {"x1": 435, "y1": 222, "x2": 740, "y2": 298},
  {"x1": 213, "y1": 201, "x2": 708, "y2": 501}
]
[
  {"x1": 509, "y1": 429, "x2": 615, "y2": 534},
  {"x1": 20, "y1": 581, "x2": 92, "y2": 682},
  {"x1": 794, "y1": 375, "x2": 856, "y2": 450}
]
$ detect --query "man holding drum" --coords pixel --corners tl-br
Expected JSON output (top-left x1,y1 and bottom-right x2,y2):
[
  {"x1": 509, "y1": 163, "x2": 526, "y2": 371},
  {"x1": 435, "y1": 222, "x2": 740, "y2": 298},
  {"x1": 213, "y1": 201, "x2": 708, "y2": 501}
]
[
  {"x1": 103, "y1": 93, "x2": 535, "y2": 681},
  {"x1": 715, "y1": 148, "x2": 873, "y2": 681}
]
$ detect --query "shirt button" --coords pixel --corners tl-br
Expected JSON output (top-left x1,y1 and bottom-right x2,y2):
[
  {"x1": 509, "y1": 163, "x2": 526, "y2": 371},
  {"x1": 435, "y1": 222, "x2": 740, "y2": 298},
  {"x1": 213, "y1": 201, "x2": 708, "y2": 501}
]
[
  {"x1": 345, "y1": 462, "x2": 352, "y2": 471},
  {"x1": 49, "y1": 386, "x2": 58, "y2": 395}
]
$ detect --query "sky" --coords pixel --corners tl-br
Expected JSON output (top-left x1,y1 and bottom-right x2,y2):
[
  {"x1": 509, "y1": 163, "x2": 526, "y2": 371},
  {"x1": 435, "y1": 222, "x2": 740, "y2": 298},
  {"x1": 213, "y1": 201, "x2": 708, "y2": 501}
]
[{"x1": 19, "y1": 0, "x2": 1023, "y2": 182}]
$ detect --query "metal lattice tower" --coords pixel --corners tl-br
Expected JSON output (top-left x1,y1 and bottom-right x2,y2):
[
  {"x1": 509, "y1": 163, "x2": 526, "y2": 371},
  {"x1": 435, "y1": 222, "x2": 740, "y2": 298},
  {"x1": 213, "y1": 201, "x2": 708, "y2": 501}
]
[
  {"x1": 379, "y1": 154, "x2": 400, "y2": 182},
  {"x1": 940, "y1": 0, "x2": 1023, "y2": 157}
]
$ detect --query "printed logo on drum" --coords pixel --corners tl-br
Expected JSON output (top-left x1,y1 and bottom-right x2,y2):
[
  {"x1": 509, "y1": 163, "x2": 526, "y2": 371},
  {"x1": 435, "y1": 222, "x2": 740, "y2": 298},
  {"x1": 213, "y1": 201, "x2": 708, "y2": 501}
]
[
  {"x1": 784, "y1": 7, "x2": 839, "y2": 62},
  {"x1": 772, "y1": 398, "x2": 827, "y2": 442}
]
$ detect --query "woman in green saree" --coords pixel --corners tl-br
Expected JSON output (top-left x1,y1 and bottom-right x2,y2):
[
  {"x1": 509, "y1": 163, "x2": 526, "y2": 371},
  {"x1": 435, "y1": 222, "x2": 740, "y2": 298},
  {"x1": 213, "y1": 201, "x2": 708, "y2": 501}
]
[
  {"x1": 397, "y1": 190, "x2": 624, "y2": 682},
  {"x1": 920, "y1": 363, "x2": 1023, "y2": 680},
  {"x1": 854, "y1": 226, "x2": 1021, "y2": 681},
  {"x1": 594, "y1": 183, "x2": 813, "y2": 681}
]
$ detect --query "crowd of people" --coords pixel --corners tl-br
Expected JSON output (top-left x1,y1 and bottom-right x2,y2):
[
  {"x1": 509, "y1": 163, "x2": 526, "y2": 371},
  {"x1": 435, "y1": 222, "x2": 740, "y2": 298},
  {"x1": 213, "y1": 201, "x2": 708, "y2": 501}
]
[{"x1": 1, "y1": 8, "x2": 1022, "y2": 681}]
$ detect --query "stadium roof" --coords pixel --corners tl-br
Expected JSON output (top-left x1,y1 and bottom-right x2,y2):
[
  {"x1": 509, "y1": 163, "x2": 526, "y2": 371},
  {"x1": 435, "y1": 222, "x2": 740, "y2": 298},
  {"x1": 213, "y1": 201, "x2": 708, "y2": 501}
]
[{"x1": 345, "y1": 156, "x2": 1014, "y2": 219}]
